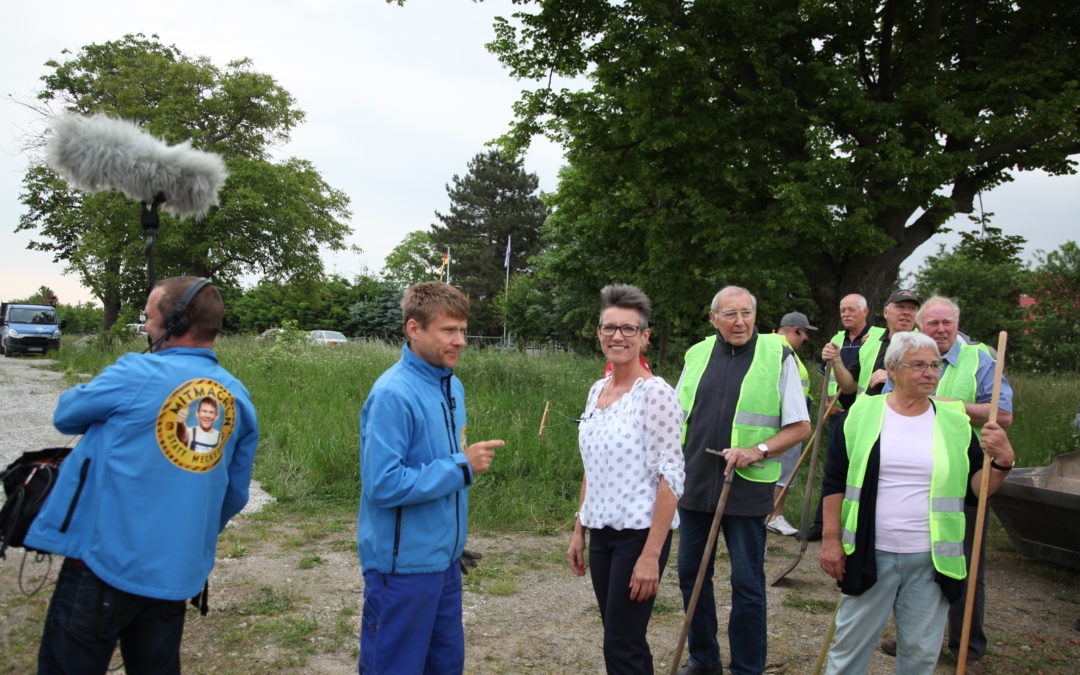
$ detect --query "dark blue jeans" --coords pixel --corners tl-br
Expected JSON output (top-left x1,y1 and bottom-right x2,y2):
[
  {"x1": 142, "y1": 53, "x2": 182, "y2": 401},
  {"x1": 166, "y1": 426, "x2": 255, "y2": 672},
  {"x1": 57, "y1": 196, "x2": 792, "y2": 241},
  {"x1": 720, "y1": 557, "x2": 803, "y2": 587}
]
[
  {"x1": 38, "y1": 560, "x2": 186, "y2": 674},
  {"x1": 589, "y1": 527, "x2": 673, "y2": 674},
  {"x1": 676, "y1": 508, "x2": 767, "y2": 675}
]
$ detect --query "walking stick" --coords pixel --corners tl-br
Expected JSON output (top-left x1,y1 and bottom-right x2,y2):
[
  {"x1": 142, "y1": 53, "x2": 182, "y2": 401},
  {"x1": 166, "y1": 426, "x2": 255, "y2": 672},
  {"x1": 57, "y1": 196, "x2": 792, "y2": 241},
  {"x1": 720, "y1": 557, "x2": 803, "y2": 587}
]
[
  {"x1": 771, "y1": 366, "x2": 833, "y2": 585},
  {"x1": 668, "y1": 468, "x2": 734, "y2": 675},
  {"x1": 957, "y1": 331, "x2": 1007, "y2": 674},
  {"x1": 773, "y1": 393, "x2": 840, "y2": 512}
]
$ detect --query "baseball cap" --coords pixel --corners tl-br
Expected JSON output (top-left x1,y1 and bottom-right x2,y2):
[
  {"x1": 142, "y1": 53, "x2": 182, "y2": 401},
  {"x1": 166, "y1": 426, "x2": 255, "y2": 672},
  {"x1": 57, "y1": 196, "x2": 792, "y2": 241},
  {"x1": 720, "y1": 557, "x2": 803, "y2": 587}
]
[
  {"x1": 884, "y1": 289, "x2": 921, "y2": 307},
  {"x1": 779, "y1": 311, "x2": 818, "y2": 331}
]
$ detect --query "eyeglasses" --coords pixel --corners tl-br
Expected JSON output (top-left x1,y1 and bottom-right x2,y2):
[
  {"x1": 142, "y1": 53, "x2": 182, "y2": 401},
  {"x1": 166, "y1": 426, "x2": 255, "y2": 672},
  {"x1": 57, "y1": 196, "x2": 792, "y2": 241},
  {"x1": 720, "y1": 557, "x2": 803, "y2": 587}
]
[
  {"x1": 897, "y1": 360, "x2": 944, "y2": 374},
  {"x1": 598, "y1": 324, "x2": 643, "y2": 337},
  {"x1": 714, "y1": 309, "x2": 754, "y2": 321}
]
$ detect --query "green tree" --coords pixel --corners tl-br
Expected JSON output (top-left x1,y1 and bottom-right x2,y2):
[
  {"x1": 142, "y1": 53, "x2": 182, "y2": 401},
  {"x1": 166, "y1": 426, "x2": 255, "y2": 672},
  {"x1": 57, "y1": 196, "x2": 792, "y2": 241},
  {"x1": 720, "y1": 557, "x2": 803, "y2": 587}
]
[
  {"x1": 1020, "y1": 241, "x2": 1080, "y2": 373},
  {"x1": 489, "y1": 1, "x2": 1080, "y2": 336},
  {"x1": 349, "y1": 280, "x2": 404, "y2": 341},
  {"x1": 382, "y1": 230, "x2": 441, "y2": 286},
  {"x1": 16, "y1": 34, "x2": 351, "y2": 330},
  {"x1": 429, "y1": 150, "x2": 549, "y2": 334},
  {"x1": 912, "y1": 226, "x2": 1027, "y2": 346}
]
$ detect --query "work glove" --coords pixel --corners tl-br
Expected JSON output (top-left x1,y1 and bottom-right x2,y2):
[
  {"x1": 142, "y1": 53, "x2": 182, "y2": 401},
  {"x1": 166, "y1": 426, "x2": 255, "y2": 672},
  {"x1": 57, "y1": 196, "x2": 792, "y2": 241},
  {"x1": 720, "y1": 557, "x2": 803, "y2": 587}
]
[{"x1": 460, "y1": 548, "x2": 483, "y2": 575}]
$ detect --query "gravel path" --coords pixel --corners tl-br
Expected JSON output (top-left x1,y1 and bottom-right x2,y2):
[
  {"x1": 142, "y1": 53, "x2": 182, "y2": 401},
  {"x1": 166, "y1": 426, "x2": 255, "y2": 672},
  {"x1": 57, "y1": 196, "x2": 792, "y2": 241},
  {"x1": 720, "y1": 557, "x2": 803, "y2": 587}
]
[{"x1": 0, "y1": 354, "x2": 273, "y2": 514}]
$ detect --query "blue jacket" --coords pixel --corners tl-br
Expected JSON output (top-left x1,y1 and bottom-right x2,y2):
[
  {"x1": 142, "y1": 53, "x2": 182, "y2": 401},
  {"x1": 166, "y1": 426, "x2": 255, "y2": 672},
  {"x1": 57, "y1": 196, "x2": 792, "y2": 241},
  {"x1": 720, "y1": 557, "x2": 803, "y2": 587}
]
[
  {"x1": 25, "y1": 347, "x2": 258, "y2": 601},
  {"x1": 358, "y1": 344, "x2": 471, "y2": 574}
]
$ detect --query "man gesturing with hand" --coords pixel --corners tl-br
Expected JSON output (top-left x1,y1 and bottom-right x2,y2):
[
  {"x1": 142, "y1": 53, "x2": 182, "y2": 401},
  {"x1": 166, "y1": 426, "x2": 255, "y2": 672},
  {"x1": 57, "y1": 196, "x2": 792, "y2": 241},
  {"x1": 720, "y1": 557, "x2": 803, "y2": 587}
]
[{"x1": 358, "y1": 281, "x2": 503, "y2": 674}]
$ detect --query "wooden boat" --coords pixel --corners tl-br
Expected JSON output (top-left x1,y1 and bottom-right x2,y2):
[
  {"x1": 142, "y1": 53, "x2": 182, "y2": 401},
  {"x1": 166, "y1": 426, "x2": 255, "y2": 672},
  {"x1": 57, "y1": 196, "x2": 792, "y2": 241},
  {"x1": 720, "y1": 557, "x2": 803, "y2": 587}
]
[{"x1": 990, "y1": 450, "x2": 1080, "y2": 569}]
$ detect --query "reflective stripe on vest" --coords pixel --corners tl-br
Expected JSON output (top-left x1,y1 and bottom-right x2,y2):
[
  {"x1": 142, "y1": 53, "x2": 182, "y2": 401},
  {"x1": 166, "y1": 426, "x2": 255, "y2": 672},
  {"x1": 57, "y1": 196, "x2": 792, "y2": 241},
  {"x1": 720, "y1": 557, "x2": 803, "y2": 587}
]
[
  {"x1": 839, "y1": 395, "x2": 971, "y2": 580},
  {"x1": 827, "y1": 326, "x2": 887, "y2": 399},
  {"x1": 679, "y1": 334, "x2": 786, "y2": 483}
]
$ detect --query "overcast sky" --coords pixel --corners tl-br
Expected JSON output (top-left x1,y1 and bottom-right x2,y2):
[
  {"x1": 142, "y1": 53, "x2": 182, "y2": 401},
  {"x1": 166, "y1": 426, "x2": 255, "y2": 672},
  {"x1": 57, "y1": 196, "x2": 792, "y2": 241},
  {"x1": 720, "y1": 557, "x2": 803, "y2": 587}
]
[{"x1": 2, "y1": 0, "x2": 1077, "y2": 307}]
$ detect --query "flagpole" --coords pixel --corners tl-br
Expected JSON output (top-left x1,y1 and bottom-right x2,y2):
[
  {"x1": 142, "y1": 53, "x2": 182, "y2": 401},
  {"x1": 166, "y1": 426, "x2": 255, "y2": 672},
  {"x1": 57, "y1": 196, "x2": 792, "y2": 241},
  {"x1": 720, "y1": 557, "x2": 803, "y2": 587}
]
[{"x1": 502, "y1": 235, "x2": 511, "y2": 347}]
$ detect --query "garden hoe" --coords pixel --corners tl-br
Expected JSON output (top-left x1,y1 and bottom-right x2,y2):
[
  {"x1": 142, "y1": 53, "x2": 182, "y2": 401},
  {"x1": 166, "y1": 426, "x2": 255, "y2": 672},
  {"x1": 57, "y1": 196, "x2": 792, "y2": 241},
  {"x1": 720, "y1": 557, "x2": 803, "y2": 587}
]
[{"x1": 770, "y1": 366, "x2": 833, "y2": 586}]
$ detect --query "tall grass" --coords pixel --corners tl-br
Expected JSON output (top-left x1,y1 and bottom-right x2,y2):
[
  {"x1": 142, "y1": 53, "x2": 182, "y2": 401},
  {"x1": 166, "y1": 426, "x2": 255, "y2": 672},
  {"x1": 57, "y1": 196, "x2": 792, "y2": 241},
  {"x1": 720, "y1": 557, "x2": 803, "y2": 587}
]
[{"x1": 49, "y1": 340, "x2": 1078, "y2": 533}]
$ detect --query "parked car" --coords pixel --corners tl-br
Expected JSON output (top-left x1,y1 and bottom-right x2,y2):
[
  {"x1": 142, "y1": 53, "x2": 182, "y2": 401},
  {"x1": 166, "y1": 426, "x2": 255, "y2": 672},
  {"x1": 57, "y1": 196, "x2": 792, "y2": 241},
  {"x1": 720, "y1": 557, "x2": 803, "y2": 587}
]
[
  {"x1": 126, "y1": 323, "x2": 147, "y2": 335},
  {"x1": 257, "y1": 328, "x2": 287, "y2": 340},
  {"x1": 1, "y1": 302, "x2": 64, "y2": 356},
  {"x1": 308, "y1": 330, "x2": 348, "y2": 345}
]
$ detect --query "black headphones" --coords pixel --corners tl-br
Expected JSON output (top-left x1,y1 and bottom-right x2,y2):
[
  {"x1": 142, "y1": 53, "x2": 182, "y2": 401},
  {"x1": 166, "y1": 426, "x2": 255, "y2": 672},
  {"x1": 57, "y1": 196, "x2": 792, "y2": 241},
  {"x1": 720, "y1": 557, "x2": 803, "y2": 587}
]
[{"x1": 163, "y1": 277, "x2": 212, "y2": 338}]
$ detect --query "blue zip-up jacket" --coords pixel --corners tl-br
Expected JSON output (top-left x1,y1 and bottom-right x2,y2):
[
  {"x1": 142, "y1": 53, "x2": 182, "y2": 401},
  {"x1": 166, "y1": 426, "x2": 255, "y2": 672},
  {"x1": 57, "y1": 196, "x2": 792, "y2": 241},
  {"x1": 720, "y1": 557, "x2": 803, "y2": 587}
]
[
  {"x1": 25, "y1": 347, "x2": 258, "y2": 601},
  {"x1": 358, "y1": 344, "x2": 471, "y2": 574}
]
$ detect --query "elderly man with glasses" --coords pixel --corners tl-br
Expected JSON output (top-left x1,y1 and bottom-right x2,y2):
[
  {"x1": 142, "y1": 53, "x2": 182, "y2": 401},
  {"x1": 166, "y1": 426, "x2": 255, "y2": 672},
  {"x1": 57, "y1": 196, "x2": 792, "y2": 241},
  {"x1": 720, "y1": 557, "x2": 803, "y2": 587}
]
[{"x1": 674, "y1": 286, "x2": 811, "y2": 675}]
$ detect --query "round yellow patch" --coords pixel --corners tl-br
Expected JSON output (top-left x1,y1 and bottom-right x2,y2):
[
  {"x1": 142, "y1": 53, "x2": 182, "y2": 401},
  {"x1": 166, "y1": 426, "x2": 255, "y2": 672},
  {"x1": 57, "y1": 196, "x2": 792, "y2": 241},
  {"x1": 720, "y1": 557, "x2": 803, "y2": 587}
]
[{"x1": 156, "y1": 378, "x2": 236, "y2": 472}]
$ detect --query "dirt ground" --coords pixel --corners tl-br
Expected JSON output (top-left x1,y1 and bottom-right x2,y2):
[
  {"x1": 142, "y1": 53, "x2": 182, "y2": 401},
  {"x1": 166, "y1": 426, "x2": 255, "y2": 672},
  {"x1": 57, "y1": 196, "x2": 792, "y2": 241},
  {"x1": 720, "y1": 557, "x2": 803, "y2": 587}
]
[
  {"x1": 3, "y1": 507, "x2": 1078, "y2": 674},
  {"x1": 1, "y1": 357, "x2": 1078, "y2": 673}
]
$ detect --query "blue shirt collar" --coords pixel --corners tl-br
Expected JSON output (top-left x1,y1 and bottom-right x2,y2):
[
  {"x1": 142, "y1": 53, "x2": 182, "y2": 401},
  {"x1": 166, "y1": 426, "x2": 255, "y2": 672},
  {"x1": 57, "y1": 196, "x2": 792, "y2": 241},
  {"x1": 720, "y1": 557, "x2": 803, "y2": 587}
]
[{"x1": 400, "y1": 342, "x2": 453, "y2": 382}]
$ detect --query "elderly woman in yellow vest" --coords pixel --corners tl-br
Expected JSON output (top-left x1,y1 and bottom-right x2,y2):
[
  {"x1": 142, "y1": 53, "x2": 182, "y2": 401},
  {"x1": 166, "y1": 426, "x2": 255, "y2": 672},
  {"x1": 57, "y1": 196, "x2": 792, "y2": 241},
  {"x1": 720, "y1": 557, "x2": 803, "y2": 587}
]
[
  {"x1": 818, "y1": 331, "x2": 1015, "y2": 674},
  {"x1": 568, "y1": 284, "x2": 685, "y2": 674}
]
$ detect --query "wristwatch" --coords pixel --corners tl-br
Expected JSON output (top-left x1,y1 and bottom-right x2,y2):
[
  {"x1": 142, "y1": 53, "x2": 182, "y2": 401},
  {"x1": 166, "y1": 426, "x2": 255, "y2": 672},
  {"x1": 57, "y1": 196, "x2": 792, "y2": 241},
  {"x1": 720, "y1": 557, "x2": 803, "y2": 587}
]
[{"x1": 756, "y1": 443, "x2": 770, "y2": 459}]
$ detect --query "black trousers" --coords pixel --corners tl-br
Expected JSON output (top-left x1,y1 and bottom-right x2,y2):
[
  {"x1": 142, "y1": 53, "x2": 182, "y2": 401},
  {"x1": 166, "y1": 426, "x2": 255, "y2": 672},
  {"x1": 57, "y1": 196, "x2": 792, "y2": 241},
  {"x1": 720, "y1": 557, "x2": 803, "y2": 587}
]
[{"x1": 588, "y1": 527, "x2": 673, "y2": 675}]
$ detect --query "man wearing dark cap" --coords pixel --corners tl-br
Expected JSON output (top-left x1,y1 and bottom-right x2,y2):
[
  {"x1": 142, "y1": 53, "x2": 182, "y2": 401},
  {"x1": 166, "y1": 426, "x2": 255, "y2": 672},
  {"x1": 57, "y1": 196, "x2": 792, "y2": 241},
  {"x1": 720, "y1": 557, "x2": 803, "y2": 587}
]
[
  {"x1": 864, "y1": 290, "x2": 921, "y2": 395},
  {"x1": 765, "y1": 312, "x2": 817, "y2": 536}
]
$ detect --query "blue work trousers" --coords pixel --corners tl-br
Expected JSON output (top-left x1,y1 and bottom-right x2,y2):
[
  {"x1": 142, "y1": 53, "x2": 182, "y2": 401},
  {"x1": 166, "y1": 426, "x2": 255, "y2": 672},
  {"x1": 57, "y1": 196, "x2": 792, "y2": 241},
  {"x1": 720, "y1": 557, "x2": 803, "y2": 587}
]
[
  {"x1": 360, "y1": 564, "x2": 464, "y2": 674},
  {"x1": 38, "y1": 560, "x2": 186, "y2": 675},
  {"x1": 676, "y1": 508, "x2": 767, "y2": 675}
]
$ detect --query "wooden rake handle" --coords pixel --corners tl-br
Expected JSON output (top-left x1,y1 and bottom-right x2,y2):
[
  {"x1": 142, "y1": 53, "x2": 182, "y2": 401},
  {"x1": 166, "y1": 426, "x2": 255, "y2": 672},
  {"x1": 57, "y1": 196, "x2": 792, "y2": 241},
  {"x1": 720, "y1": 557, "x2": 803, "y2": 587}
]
[{"x1": 957, "y1": 331, "x2": 1007, "y2": 673}]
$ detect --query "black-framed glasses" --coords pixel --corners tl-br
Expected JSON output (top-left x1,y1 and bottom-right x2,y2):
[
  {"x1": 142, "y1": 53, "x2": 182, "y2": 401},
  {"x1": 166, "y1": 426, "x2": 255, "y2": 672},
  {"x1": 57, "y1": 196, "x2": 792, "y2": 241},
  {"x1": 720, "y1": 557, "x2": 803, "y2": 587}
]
[
  {"x1": 599, "y1": 323, "x2": 643, "y2": 337},
  {"x1": 897, "y1": 360, "x2": 944, "y2": 373}
]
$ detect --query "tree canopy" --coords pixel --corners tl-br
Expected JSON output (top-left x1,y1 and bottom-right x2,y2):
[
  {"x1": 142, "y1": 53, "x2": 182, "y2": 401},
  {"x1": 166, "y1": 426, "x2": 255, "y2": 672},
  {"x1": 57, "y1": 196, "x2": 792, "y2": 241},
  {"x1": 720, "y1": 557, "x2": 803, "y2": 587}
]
[
  {"x1": 489, "y1": 1, "x2": 1080, "y2": 337},
  {"x1": 429, "y1": 150, "x2": 549, "y2": 334},
  {"x1": 16, "y1": 34, "x2": 351, "y2": 328}
]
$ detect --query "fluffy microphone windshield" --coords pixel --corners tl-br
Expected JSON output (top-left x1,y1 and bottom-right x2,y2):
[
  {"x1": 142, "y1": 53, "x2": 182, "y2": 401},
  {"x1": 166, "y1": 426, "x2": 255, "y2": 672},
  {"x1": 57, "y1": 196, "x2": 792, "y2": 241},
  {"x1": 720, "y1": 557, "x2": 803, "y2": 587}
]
[{"x1": 46, "y1": 114, "x2": 228, "y2": 220}]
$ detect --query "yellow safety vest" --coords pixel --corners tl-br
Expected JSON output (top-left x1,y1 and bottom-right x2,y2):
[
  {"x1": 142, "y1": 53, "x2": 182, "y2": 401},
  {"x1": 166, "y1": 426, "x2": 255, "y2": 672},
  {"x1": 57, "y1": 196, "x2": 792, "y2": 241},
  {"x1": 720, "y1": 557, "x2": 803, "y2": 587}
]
[
  {"x1": 839, "y1": 395, "x2": 970, "y2": 579},
  {"x1": 764, "y1": 333, "x2": 810, "y2": 400},
  {"x1": 827, "y1": 326, "x2": 887, "y2": 401},
  {"x1": 679, "y1": 334, "x2": 785, "y2": 482},
  {"x1": 937, "y1": 342, "x2": 983, "y2": 404}
]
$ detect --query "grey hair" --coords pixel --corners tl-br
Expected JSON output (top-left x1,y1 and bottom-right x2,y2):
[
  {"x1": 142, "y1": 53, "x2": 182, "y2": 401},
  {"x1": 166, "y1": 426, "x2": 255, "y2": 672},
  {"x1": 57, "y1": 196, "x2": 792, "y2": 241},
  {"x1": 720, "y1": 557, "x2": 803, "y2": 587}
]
[
  {"x1": 600, "y1": 284, "x2": 651, "y2": 328},
  {"x1": 841, "y1": 293, "x2": 868, "y2": 310},
  {"x1": 916, "y1": 295, "x2": 961, "y2": 326},
  {"x1": 710, "y1": 285, "x2": 757, "y2": 313},
  {"x1": 884, "y1": 331, "x2": 940, "y2": 368}
]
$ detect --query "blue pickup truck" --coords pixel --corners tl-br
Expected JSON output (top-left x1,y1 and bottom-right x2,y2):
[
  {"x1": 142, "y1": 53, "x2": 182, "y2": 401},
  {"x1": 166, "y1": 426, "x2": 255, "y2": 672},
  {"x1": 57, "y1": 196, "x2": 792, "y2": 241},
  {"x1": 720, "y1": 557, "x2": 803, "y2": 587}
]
[{"x1": 1, "y1": 302, "x2": 64, "y2": 357}]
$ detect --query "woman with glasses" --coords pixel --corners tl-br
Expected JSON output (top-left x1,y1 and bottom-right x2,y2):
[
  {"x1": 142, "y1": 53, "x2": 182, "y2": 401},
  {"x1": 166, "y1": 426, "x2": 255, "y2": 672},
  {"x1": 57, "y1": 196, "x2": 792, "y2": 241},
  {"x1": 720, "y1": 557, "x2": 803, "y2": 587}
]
[
  {"x1": 568, "y1": 284, "x2": 685, "y2": 674},
  {"x1": 818, "y1": 331, "x2": 1015, "y2": 674}
]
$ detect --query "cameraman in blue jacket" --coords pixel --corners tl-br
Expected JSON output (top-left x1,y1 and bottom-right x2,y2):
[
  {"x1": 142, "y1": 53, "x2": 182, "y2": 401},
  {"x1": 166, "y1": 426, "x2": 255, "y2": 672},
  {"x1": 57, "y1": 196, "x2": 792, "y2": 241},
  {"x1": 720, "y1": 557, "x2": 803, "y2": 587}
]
[
  {"x1": 358, "y1": 281, "x2": 503, "y2": 674},
  {"x1": 26, "y1": 277, "x2": 258, "y2": 674}
]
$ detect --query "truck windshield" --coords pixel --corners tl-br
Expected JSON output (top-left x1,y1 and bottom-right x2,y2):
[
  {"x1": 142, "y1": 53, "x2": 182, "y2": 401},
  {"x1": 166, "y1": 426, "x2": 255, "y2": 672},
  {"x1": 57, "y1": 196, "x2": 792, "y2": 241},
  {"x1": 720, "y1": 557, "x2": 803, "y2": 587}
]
[{"x1": 9, "y1": 308, "x2": 58, "y2": 324}]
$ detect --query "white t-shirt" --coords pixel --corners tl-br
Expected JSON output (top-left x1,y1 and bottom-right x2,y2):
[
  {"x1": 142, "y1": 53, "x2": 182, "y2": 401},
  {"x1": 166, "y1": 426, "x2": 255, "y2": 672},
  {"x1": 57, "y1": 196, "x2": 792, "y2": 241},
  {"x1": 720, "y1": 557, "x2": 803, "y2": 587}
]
[
  {"x1": 578, "y1": 376, "x2": 685, "y2": 531},
  {"x1": 874, "y1": 404, "x2": 935, "y2": 553}
]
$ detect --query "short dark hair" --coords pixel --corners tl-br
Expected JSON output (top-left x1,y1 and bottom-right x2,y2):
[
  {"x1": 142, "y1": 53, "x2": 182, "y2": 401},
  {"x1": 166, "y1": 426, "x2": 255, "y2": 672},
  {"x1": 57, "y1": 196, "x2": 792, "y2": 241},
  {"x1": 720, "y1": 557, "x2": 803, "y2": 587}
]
[
  {"x1": 401, "y1": 281, "x2": 470, "y2": 331},
  {"x1": 599, "y1": 284, "x2": 652, "y2": 328},
  {"x1": 154, "y1": 276, "x2": 223, "y2": 343}
]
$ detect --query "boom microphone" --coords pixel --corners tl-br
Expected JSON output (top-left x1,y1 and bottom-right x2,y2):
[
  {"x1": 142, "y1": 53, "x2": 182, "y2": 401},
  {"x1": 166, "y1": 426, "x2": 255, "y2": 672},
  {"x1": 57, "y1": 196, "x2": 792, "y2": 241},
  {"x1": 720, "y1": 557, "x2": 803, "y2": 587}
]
[{"x1": 45, "y1": 113, "x2": 228, "y2": 220}]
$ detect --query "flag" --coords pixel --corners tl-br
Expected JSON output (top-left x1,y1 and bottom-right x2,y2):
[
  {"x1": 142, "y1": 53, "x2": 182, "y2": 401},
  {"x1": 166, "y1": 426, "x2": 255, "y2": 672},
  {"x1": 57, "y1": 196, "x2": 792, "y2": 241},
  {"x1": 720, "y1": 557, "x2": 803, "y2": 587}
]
[
  {"x1": 441, "y1": 251, "x2": 449, "y2": 268},
  {"x1": 503, "y1": 236, "x2": 511, "y2": 269}
]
